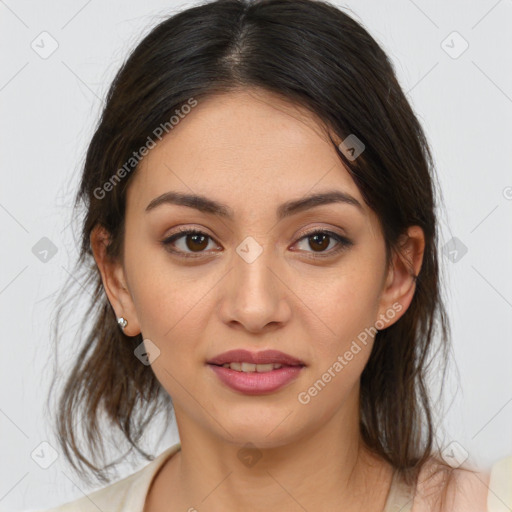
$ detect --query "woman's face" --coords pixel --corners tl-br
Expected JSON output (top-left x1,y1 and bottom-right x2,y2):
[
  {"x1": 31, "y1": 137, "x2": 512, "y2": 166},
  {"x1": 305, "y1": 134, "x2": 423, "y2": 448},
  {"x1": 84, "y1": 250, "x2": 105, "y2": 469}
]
[{"x1": 103, "y1": 88, "x2": 416, "y2": 448}]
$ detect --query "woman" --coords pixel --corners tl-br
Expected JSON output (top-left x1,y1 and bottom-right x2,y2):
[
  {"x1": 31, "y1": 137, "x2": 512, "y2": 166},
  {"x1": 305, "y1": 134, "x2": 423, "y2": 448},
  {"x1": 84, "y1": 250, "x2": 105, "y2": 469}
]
[{"x1": 39, "y1": 0, "x2": 511, "y2": 511}]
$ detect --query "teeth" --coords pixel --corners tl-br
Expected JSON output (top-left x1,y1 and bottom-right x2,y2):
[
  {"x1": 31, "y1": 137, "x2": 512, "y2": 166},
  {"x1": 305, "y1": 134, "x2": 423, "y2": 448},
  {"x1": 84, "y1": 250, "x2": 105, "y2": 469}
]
[{"x1": 221, "y1": 362, "x2": 283, "y2": 372}]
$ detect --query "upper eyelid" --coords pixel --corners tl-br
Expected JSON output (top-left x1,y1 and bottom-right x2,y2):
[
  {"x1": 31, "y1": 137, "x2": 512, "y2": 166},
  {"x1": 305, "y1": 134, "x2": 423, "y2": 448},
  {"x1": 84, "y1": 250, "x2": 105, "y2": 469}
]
[
  {"x1": 163, "y1": 227, "x2": 350, "y2": 251},
  {"x1": 164, "y1": 225, "x2": 347, "y2": 241}
]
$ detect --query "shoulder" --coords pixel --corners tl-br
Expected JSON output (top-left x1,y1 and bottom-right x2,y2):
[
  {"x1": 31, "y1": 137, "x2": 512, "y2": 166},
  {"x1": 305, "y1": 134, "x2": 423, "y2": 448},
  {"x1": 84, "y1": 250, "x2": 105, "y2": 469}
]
[
  {"x1": 35, "y1": 470, "x2": 143, "y2": 512},
  {"x1": 35, "y1": 443, "x2": 181, "y2": 512},
  {"x1": 411, "y1": 455, "x2": 492, "y2": 512},
  {"x1": 487, "y1": 455, "x2": 512, "y2": 512}
]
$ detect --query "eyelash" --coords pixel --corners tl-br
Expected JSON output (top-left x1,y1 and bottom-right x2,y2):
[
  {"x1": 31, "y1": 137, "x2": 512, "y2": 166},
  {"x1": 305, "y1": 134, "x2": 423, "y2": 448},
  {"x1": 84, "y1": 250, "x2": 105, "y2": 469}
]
[{"x1": 161, "y1": 227, "x2": 353, "y2": 260}]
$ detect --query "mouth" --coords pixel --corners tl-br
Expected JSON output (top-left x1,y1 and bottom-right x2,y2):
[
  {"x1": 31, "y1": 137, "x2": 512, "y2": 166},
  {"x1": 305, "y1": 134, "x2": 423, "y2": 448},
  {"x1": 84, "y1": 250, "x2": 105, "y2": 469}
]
[
  {"x1": 206, "y1": 348, "x2": 306, "y2": 368},
  {"x1": 209, "y1": 362, "x2": 300, "y2": 373},
  {"x1": 206, "y1": 349, "x2": 306, "y2": 395}
]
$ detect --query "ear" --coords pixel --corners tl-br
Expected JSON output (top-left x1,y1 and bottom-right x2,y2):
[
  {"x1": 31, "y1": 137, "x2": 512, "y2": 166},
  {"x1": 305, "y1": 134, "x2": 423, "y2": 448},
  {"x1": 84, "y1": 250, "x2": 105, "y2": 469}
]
[
  {"x1": 376, "y1": 225, "x2": 425, "y2": 327},
  {"x1": 90, "y1": 224, "x2": 141, "y2": 337}
]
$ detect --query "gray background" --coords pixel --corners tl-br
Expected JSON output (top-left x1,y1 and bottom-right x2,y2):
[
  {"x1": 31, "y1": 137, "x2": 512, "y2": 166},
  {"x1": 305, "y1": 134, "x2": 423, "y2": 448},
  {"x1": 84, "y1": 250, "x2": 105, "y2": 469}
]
[{"x1": 1, "y1": 0, "x2": 511, "y2": 510}]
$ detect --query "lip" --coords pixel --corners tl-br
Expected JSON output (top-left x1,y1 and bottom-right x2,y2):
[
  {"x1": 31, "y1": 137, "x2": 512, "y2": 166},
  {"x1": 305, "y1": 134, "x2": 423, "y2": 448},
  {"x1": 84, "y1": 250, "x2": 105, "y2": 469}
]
[
  {"x1": 206, "y1": 349, "x2": 305, "y2": 367},
  {"x1": 206, "y1": 349, "x2": 305, "y2": 395},
  {"x1": 208, "y1": 365, "x2": 304, "y2": 395}
]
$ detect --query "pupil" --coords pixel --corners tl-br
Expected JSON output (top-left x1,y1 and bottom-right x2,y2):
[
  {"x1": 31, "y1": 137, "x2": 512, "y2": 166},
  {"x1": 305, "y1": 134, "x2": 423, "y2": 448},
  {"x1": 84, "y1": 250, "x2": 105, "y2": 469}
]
[
  {"x1": 187, "y1": 234, "x2": 208, "y2": 251},
  {"x1": 311, "y1": 234, "x2": 328, "y2": 251}
]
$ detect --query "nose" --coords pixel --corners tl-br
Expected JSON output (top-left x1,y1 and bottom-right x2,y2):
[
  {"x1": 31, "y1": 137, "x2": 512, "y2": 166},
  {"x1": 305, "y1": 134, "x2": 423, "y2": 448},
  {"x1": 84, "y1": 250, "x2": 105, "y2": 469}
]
[{"x1": 217, "y1": 237, "x2": 292, "y2": 334}]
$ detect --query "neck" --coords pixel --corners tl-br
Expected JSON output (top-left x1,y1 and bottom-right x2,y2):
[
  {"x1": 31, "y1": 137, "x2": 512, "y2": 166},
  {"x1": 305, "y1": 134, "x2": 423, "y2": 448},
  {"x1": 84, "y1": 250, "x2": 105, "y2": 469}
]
[{"x1": 145, "y1": 398, "x2": 394, "y2": 512}]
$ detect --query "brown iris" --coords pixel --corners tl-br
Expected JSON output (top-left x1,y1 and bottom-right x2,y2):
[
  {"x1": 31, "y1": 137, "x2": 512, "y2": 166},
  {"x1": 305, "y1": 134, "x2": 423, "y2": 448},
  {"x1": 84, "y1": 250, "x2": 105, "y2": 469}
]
[
  {"x1": 185, "y1": 233, "x2": 209, "y2": 252},
  {"x1": 308, "y1": 233, "x2": 330, "y2": 252}
]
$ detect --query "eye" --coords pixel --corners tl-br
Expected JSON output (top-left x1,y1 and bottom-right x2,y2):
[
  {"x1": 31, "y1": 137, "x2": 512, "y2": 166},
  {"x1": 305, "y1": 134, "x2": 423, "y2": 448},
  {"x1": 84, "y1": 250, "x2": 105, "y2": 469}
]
[
  {"x1": 161, "y1": 228, "x2": 219, "y2": 258},
  {"x1": 161, "y1": 227, "x2": 353, "y2": 259},
  {"x1": 293, "y1": 229, "x2": 353, "y2": 258}
]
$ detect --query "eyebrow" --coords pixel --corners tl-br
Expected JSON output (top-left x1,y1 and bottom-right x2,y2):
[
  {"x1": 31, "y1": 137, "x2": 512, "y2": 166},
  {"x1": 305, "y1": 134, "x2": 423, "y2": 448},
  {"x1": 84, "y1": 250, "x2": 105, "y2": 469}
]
[{"x1": 145, "y1": 190, "x2": 365, "y2": 220}]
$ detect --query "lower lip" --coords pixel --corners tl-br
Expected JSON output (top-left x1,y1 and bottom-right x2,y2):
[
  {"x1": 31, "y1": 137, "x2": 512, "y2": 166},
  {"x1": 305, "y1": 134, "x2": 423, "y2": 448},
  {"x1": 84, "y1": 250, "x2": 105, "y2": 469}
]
[{"x1": 208, "y1": 364, "x2": 304, "y2": 395}]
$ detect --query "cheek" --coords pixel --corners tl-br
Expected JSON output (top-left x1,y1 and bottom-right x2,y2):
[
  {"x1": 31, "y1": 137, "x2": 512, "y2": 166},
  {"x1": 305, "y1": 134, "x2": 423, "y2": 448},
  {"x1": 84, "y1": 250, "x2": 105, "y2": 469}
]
[
  {"x1": 300, "y1": 277, "x2": 384, "y2": 406},
  {"x1": 131, "y1": 277, "x2": 210, "y2": 353},
  {"x1": 307, "y1": 259, "x2": 384, "y2": 348},
  {"x1": 297, "y1": 276, "x2": 382, "y2": 413},
  {"x1": 129, "y1": 273, "x2": 209, "y2": 402},
  {"x1": 124, "y1": 232, "x2": 207, "y2": 338},
  {"x1": 125, "y1": 256, "x2": 215, "y2": 396}
]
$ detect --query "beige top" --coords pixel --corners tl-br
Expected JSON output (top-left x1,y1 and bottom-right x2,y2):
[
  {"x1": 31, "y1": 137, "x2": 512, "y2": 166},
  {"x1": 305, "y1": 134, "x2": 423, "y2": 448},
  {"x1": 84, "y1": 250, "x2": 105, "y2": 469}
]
[
  {"x1": 35, "y1": 443, "x2": 512, "y2": 512},
  {"x1": 384, "y1": 470, "x2": 415, "y2": 511}
]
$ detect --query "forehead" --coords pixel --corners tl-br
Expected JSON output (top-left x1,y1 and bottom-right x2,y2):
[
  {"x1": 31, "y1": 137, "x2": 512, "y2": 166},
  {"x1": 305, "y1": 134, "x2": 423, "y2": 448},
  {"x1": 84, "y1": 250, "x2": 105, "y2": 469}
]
[{"x1": 127, "y1": 88, "x2": 369, "y2": 219}]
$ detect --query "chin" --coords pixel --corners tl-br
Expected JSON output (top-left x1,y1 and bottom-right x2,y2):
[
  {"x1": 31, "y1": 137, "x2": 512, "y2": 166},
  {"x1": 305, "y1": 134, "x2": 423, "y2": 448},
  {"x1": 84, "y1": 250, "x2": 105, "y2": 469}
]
[{"x1": 217, "y1": 414, "x2": 308, "y2": 449}]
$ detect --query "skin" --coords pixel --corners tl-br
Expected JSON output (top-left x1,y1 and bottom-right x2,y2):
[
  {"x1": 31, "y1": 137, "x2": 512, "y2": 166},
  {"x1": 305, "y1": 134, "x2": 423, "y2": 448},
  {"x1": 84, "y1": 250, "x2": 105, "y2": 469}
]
[{"x1": 91, "y1": 87, "x2": 429, "y2": 511}]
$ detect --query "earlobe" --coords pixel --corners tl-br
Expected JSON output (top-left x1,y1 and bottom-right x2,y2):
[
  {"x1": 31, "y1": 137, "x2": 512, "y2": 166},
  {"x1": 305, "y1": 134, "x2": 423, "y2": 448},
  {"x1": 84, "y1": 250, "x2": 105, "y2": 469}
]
[
  {"x1": 90, "y1": 225, "x2": 141, "y2": 336},
  {"x1": 377, "y1": 226, "x2": 425, "y2": 325}
]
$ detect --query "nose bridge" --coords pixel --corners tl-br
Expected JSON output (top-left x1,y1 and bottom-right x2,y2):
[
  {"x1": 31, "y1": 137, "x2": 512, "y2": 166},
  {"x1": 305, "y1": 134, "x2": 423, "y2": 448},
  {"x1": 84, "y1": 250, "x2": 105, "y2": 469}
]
[
  {"x1": 233, "y1": 234, "x2": 278, "y2": 296},
  {"x1": 219, "y1": 234, "x2": 290, "y2": 330}
]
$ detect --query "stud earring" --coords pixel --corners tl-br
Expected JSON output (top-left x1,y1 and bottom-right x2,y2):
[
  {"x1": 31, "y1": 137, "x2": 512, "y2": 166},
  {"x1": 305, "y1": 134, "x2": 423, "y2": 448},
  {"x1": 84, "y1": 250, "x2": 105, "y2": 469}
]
[{"x1": 117, "y1": 317, "x2": 128, "y2": 330}]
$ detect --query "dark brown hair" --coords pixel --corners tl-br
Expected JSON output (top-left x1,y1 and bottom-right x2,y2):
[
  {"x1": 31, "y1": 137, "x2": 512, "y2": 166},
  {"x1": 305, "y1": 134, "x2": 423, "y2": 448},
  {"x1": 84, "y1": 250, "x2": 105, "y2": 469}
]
[{"x1": 47, "y1": 0, "x2": 463, "y2": 499}]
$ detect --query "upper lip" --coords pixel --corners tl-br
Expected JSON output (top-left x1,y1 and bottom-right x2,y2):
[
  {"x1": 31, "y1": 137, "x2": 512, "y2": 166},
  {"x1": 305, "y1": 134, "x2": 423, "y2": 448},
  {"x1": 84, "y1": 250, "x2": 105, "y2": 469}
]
[{"x1": 207, "y1": 349, "x2": 305, "y2": 366}]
